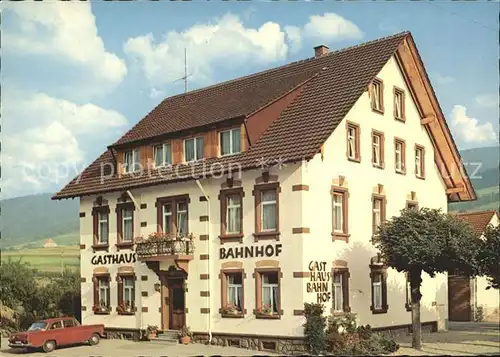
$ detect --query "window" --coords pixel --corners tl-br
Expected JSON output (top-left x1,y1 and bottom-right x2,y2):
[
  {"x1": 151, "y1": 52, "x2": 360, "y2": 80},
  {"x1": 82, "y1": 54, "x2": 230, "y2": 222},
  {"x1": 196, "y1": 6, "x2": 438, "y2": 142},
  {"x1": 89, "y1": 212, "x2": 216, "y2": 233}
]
[
  {"x1": 371, "y1": 78, "x2": 384, "y2": 113},
  {"x1": 184, "y1": 136, "x2": 204, "y2": 162},
  {"x1": 92, "y1": 206, "x2": 110, "y2": 248},
  {"x1": 346, "y1": 122, "x2": 360, "y2": 162},
  {"x1": 63, "y1": 319, "x2": 75, "y2": 328},
  {"x1": 156, "y1": 195, "x2": 190, "y2": 236},
  {"x1": 254, "y1": 183, "x2": 280, "y2": 239},
  {"x1": 331, "y1": 186, "x2": 349, "y2": 241},
  {"x1": 394, "y1": 87, "x2": 405, "y2": 121},
  {"x1": 255, "y1": 269, "x2": 281, "y2": 318},
  {"x1": 116, "y1": 202, "x2": 135, "y2": 246},
  {"x1": 154, "y1": 143, "x2": 172, "y2": 168},
  {"x1": 220, "y1": 270, "x2": 245, "y2": 317},
  {"x1": 220, "y1": 128, "x2": 241, "y2": 156},
  {"x1": 50, "y1": 321, "x2": 63, "y2": 330},
  {"x1": 332, "y1": 267, "x2": 350, "y2": 314},
  {"x1": 395, "y1": 139, "x2": 406, "y2": 174},
  {"x1": 415, "y1": 145, "x2": 425, "y2": 178},
  {"x1": 370, "y1": 259, "x2": 388, "y2": 314},
  {"x1": 123, "y1": 149, "x2": 140, "y2": 173},
  {"x1": 118, "y1": 274, "x2": 136, "y2": 314},
  {"x1": 405, "y1": 273, "x2": 412, "y2": 311},
  {"x1": 406, "y1": 200, "x2": 419, "y2": 210},
  {"x1": 93, "y1": 275, "x2": 111, "y2": 314},
  {"x1": 372, "y1": 195, "x2": 386, "y2": 237},
  {"x1": 219, "y1": 188, "x2": 244, "y2": 239},
  {"x1": 372, "y1": 131, "x2": 384, "y2": 168}
]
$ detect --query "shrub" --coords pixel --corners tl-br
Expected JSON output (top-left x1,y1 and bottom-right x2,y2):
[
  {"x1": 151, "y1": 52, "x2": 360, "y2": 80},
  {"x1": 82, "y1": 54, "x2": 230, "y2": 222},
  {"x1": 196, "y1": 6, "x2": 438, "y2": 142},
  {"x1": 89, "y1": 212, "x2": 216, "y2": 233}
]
[{"x1": 303, "y1": 303, "x2": 327, "y2": 355}]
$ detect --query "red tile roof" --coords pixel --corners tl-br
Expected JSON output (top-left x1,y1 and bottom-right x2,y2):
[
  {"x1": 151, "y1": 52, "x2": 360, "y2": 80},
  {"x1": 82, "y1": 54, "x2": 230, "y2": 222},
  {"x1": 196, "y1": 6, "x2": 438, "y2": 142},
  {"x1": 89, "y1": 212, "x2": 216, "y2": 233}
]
[
  {"x1": 455, "y1": 210, "x2": 498, "y2": 236},
  {"x1": 53, "y1": 32, "x2": 409, "y2": 199}
]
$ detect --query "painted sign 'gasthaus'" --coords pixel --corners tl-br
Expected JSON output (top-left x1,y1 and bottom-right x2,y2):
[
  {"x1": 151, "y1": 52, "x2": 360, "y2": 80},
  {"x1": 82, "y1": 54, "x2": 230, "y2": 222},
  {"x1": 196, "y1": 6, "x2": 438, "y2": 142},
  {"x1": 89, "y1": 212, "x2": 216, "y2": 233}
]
[{"x1": 53, "y1": 32, "x2": 475, "y2": 353}]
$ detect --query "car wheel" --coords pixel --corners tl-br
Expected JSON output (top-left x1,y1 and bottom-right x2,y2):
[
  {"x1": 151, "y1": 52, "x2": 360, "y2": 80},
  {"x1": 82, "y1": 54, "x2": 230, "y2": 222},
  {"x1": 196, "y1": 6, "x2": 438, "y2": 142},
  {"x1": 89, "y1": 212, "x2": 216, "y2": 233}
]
[
  {"x1": 42, "y1": 340, "x2": 56, "y2": 353},
  {"x1": 88, "y1": 333, "x2": 100, "y2": 346}
]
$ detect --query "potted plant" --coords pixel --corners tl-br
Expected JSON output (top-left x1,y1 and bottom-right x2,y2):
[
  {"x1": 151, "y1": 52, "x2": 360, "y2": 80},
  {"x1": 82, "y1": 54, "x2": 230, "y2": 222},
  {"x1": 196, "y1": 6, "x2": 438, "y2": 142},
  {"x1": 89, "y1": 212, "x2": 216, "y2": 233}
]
[
  {"x1": 178, "y1": 325, "x2": 192, "y2": 344},
  {"x1": 146, "y1": 325, "x2": 158, "y2": 339},
  {"x1": 222, "y1": 304, "x2": 240, "y2": 315},
  {"x1": 259, "y1": 304, "x2": 274, "y2": 316},
  {"x1": 93, "y1": 300, "x2": 111, "y2": 313}
]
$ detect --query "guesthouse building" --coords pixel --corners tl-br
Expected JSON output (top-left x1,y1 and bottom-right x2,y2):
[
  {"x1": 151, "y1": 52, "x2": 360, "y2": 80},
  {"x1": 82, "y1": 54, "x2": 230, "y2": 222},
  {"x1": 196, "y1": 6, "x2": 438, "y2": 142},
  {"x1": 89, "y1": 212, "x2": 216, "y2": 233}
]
[{"x1": 53, "y1": 32, "x2": 475, "y2": 353}]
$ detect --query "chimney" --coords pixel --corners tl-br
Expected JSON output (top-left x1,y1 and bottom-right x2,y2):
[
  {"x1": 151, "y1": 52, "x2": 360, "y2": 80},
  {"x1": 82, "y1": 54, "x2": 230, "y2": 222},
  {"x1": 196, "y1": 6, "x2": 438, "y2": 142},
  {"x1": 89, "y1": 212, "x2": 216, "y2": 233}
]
[{"x1": 314, "y1": 45, "x2": 329, "y2": 58}]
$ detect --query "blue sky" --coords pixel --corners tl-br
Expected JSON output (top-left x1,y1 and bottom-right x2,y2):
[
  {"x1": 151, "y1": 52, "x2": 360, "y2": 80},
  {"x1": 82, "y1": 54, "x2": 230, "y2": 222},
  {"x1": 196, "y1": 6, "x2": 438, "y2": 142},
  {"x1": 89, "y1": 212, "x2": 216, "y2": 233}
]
[{"x1": 1, "y1": 1, "x2": 498, "y2": 198}]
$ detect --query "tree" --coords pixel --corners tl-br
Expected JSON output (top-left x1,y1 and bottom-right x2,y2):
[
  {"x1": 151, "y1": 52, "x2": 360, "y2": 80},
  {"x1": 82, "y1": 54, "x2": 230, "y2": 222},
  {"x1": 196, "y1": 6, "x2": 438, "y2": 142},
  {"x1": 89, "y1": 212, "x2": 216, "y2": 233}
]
[
  {"x1": 478, "y1": 225, "x2": 500, "y2": 289},
  {"x1": 374, "y1": 208, "x2": 480, "y2": 349},
  {"x1": 0, "y1": 259, "x2": 38, "y2": 309}
]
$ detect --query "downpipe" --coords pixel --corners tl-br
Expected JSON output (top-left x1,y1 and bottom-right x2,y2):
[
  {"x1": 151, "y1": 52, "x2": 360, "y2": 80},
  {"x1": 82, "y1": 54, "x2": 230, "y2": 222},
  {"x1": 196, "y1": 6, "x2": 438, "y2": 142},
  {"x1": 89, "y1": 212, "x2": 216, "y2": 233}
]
[{"x1": 195, "y1": 180, "x2": 212, "y2": 344}]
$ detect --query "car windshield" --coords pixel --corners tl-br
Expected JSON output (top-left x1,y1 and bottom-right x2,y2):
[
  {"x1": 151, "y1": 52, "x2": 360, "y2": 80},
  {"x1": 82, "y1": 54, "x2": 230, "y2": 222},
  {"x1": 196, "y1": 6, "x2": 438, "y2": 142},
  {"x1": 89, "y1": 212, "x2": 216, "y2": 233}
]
[{"x1": 28, "y1": 322, "x2": 48, "y2": 331}]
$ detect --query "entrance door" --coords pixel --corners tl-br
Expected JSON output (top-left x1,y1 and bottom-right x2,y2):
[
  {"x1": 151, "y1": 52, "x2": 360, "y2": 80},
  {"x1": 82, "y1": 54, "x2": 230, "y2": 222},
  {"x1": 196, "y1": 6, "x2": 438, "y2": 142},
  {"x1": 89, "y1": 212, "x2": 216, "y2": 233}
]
[
  {"x1": 168, "y1": 280, "x2": 185, "y2": 330},
  {"x1": 448, "y1": 275, "x2": 472, "y2": 321}
]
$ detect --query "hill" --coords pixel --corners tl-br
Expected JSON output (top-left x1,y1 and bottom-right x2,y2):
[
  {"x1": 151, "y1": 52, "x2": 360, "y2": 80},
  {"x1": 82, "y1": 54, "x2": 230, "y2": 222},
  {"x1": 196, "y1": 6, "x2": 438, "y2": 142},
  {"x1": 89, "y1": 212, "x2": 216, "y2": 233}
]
[{"x1": 0, "y1": 193, "x2": 79, "y2": 249}]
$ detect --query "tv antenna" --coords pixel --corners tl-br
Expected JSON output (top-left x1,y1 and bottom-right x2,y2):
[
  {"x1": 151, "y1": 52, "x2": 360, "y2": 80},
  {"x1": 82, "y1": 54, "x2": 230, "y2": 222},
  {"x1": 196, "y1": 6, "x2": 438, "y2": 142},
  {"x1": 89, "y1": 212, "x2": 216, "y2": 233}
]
[{"x1": 172, "y1": 48, "x2": 193, "y2": 93}]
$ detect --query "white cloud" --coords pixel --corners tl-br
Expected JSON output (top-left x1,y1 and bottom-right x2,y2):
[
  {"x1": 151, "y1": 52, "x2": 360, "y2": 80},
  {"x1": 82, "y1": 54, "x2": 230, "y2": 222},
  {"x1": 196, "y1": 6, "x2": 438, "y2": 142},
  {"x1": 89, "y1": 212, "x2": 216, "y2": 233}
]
[
  {"x1": 124, "y1": 13, "x2": 290, "y2": 87},
  {"x1": 150, "y1": 88, "x2": 165, "y2": 99},
  {"x1": 450, "y1": 105, "x2": 497, "y2": 144},
  {"x1": 302, "y1": 13, "x2": 363, "y2": 44},
  {"x1": 2, "y1": 91, "x2": 128, "y2": 197},
  {"x1": 432, "y1": 72, "x2": 455, "y2": 86},
  {"x1": 474, "y1": 93, "x2": 498, "y2": 108},
  {"x1": 2, "y1": 2, "x2": 127, "y2": 92},
  {"x1": 285, "y1": 25, "x2": 302, "y2": 53}
]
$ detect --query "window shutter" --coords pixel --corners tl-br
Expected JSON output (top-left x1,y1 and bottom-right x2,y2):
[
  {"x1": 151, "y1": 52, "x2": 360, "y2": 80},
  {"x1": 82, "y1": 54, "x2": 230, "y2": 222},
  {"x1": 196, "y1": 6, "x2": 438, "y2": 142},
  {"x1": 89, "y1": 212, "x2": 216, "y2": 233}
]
[
  {"x1": 343, "y1": 271, "x2": 351, "y2": 312},
  {"x1": 117, "y1": 275, "x2": 123, "y2": 307},
  {"x1": 116, "y1": 207, "x2": 123, "y2": 243},
  {"x1": 92, "y1": 211, "x2": 98, "y2": 245},
  {"x1": 93, "y1": 276, "x2": 99, "y2": 307},
  {"x1": 382, "y1": 271, "x2": 388, "y2": 310}
]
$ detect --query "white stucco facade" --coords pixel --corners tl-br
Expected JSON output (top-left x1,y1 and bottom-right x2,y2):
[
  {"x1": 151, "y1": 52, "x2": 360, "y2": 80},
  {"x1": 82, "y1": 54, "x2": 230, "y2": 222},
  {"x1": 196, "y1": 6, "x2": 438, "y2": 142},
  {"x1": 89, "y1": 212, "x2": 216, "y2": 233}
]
[{"x1": 79, "y1": 54, "x2": 452, "y2": 337}]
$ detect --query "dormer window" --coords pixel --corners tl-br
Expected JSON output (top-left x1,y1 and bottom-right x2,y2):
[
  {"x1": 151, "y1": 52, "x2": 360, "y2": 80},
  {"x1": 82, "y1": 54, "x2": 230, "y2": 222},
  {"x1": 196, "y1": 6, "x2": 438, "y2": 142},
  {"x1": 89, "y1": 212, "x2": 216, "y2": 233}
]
[
  {"x1": 154, "y1": 143, "x2": 172, "y2": 168},
  {"x1": 123, "y1": 149, "x2": 140, "y2": 173},
  {"x1": 220, "y1": 128, "x2": 241, "y2": 156},
  {"x1": 184, "y1": 137, "x2": 204, "y2": 162}
]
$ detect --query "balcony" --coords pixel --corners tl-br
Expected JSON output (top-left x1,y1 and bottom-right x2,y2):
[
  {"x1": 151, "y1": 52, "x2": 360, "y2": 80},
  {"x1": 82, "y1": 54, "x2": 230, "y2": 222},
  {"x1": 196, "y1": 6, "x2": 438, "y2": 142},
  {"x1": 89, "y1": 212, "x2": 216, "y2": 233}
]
[{"x1": 136, "y1": 233, "x2": 195, "y2": 262}]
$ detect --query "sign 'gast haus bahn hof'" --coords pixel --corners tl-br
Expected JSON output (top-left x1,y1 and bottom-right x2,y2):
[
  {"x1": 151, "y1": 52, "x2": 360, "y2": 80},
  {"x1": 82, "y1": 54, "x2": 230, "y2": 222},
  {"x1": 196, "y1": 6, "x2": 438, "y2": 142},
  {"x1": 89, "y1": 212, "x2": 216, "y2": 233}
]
[{"x1": 53, "y1": 32, "x2": 476, "y2": 352}]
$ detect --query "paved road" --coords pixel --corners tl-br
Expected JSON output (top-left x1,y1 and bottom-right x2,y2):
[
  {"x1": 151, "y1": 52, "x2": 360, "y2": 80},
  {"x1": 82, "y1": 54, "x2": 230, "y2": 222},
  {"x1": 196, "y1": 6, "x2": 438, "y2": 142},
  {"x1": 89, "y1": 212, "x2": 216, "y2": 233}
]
[
  {"x1": 1, "y1": 329, "x2": 498, "y2": 356},
  {"x1": 0, "y1": 338, "x2": 274, "y2": 356}
]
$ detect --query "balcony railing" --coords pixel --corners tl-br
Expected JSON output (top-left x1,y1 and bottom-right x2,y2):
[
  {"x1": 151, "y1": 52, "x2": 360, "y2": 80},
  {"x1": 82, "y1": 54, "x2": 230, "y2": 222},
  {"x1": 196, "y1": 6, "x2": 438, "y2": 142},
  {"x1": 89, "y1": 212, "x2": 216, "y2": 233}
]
[{"x1": 136, "y1": 234, "x2": 195, "y2": 260}]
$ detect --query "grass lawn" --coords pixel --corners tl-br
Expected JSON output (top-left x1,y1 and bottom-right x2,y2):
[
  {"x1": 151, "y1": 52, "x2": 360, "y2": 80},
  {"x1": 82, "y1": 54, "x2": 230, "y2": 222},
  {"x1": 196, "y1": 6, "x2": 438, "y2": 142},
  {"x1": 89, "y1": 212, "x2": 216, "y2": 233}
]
[{"x1": 1, "y1": 246, "x2": 80, "y2": 273}]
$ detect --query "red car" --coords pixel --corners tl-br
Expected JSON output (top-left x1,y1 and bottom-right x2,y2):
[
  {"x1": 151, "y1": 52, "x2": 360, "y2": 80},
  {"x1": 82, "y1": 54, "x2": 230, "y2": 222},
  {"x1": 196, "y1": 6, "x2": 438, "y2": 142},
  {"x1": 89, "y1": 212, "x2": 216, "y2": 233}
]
[{"x1": 8, "y1": 317, "x2": 105, "y2": 353}]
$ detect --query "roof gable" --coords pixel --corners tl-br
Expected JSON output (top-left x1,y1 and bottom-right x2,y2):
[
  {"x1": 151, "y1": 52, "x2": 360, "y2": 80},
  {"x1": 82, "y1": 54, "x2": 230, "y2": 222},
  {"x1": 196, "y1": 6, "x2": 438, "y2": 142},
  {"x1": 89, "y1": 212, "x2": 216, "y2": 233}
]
[{"x1": 455, "y1": 210, "x2": 498, "y2": 236}]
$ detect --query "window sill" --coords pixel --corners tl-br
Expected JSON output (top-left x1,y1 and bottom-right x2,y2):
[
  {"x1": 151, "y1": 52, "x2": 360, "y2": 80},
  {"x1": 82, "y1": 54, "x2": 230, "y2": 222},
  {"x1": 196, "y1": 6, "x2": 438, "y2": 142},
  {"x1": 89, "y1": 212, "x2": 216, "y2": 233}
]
[
  {"x1": 394, "y1": 116, "x2": 406, "y2": 123},
  {"x1": 219, "y1": 234, "x2": 243, "y2": 243},
  {"x1": 332, "y1": 233, "x2": 350, "y2": 242},
  {"x1": 117, "y1": 311, "x2": 136, "y2": 316},
  {"x1": 416, "y1": 175, "x2": 426, "y2": 180},
  {"x1": 116, "y1": 242, "x2": 134, "y2": 250},
  {"x1": 92, "y1": 244, "x2": 109, "y2": 252},
  {"x1": 371, "y1": 308, "x2": 388, "y2": 315},
  {"x1": 371, "y1": 107, "x2": 384, "y2": 115},
  {"x1": 372, "y1": 163, "x2": 385, "y2": 170},
  {"x1": 253, "y1": 231, "x2": 280, "y2": 242},
  {"x1": 221, "y1": 313, "x2": 245, "y2": 319},
  {"x1": 395, "y1": 170, "x2": 406, "y2": 176},
  {"x1": 347, "y1": 157, "x2": 361, "y2": 163},
  {"x1": 93, "y1": 311, "x2": 110, "y2": 315},
  {"x1": 219, "y1": 152, "x2": 242, "y2": 158},
  {"x1": 255, "y1": 313, "x2": 281, "y2": 320},
  {"x1": 331, "y1": 310, "x2": 352, "y2": 317}
]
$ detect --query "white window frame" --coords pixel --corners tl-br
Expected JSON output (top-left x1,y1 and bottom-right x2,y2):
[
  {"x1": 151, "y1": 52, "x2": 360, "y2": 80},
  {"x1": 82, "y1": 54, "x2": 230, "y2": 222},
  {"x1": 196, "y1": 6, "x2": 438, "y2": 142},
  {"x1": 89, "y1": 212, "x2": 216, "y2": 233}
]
[
  {"x1": 415, "y1": 148, "x2": 423, "y2": 177},
  {"x1": 373, "y1": 199, "x2": 382, "y2": 235},
  {"x1": 123, "y1": 276, "x2": 135, "y2": 307},
  {"x1": 219, "y1": 128, "x2": 241, "y2": 156},
  {"x1": 332, "y1": 193, "x2": 344, "y2": 233},
  {"x1": 372, "y1": 81, "x2": 382, "y2": 111},
  {"x1": 176, "y1": 202, "x2": 188, "y2": 235},
  {"x1": 123, "y1": 149, "x2": 140, "y2": 173},
  {"x1": 262, "y1": 273, "x2": 279, "y2": 313},
  {"x1": 347, "y1": 127, "x2": 357, "y2": 159},
  {"x1": 184, "y1": 136, "x2": 204, "y2": 162},
  {"x1": 98, "y1": 212, "x2": 109, "y2": 245},
  {"x1": 154, "y1": 143, "x2": 172, "y2": 168},
  {"x1": 261, "y1": 190, "x2": 277, "y2": 232},
  {"x1": 162, "y1": 203, "x2": 173, "y2": 234},
  {"x1": 395, "y1": 141, "x2": 403, "y2": 172},
  {"x1": 98, "y1": 278, "x2": 109, "y2": 307},
  {"x1": 333, "y1": 273, "x2": 344, "y2": 312},
  {"x1": 372, "y1": 134, "x2": 381, "y2": 166},
  {"x1": 372, "y1": 273, "x2": 383, "y2": 310},
  {"x1": 226, "y1": 194, "x2": 242, "y2": 234},
  {"x1": 121, "y1": 209, "x2": 133, "y2": 242},
  {"x1": 227, "y1": 274, "x2": 243, "y2": 310},
  {"x1": 395, "y1": 90, "x2": 404, "y2": 119}
]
